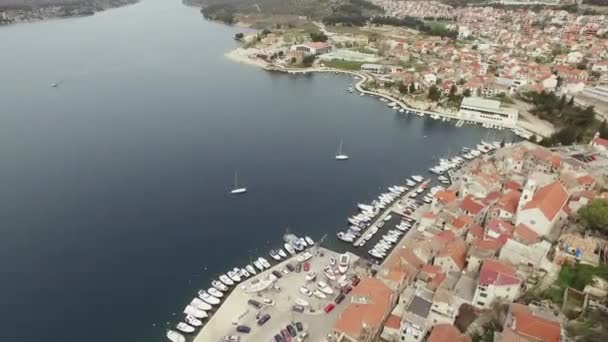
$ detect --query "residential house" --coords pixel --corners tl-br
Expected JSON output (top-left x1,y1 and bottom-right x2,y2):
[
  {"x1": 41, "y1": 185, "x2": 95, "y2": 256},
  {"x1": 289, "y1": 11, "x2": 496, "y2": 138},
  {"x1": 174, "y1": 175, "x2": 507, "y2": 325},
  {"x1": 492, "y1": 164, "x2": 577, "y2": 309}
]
[
  {"x1": 515, "y1": 180, "x2": 569, "y2": 237},
  {"x1": 496, "y1": 303, "x2": 561, "y2": 342},
  {"x1": 472, "y1": 259, "x2": 522, "y2": 309},
  {"x1": 427, "y1": 324, "x2": 471, "y2": 342},
  {"x1": 434, "y1": 238, "x2": 467, "y2": 273}
]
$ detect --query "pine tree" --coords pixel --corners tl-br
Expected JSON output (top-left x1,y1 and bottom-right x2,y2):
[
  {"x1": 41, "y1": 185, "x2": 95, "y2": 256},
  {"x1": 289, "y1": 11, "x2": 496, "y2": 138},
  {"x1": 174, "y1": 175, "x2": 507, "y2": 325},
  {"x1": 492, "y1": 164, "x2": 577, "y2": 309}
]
[{"x1": 409, "y1": 82, "x2": 416, "y2": 94}]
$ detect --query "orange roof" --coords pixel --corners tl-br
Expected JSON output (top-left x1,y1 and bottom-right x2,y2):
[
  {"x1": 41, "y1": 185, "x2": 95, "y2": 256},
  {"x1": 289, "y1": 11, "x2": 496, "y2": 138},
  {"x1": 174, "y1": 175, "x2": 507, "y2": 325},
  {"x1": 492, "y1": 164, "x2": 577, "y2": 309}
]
[
  {"x1": 472, "y1": 238, "x2": 503, "y2": 252},
  {"x1": 333, "y1": 277, "x2": 392, "y2": 339},
  {"x1": 468, "y1": 224, "x2": 484, "y2": 239},
  {"x1": 576, "y1": 175, "x2": 595, "y2": 185},
  {"x1": 523, "y1": 181, "x2": 569, "y2": 221},
  {"x1": 428, "y1": 324, "x2": 472, "y2": 342},
  {"x1": 514, "y1": 223, "x2": 539, "y2": 245},
  {"x1": 435, "y1": 230, "x2": 456, "y2": 246},
  {"x1": 438, "y1": 238, "x2": 467, "y2": 270},
  {"x1": 479, "y1": 259, "x2": 520, "y2": 286},
  {"x1": 505, "y1": 180, "x2": 522, "y2": 191},
  {"x1": 460, "y1": 195, "x2": 486, "y2": 215},
  {"x1": 435, "y1": 190, "x2": 457, "y2": 204},
  {"x1": 497, "y1": 190, "x2": 522, "y2": 214},
  {"x1": 384, "y1": 314, "x2": 401, "y2": 329},
  {"x1": 451, "y1": 215, "x2": 473, "y2": 229},
  {"x1": 509, "y1": 303, "x2": 561, "y2": 342}
]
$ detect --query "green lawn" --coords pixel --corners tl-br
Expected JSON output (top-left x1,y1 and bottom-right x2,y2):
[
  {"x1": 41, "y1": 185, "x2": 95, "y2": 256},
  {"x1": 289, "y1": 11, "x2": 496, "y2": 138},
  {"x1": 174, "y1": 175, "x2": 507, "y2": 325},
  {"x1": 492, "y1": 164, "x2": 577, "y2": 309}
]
[
  {"x1": 558, "y1": 263, "x2": 608, "y2": 291},
  {"x1": 322, "y1": 59, "x2": 365, "y2": 71}
]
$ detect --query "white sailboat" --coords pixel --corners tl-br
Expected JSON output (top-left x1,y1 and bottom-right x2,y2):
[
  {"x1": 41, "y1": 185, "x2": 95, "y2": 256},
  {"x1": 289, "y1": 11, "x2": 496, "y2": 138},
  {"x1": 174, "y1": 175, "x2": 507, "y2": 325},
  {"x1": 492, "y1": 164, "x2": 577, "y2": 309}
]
[
  {"x1": 335, "y1": 140, "x2": 349, "y2": 160},
  {"x1": 230, "y1": 171, "x2": 247, "y2": 194}
]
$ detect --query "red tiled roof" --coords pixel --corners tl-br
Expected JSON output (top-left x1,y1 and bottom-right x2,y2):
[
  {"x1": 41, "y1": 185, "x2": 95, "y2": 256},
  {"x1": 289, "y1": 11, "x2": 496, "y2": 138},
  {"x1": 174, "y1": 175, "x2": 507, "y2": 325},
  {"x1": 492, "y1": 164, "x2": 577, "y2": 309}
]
[
  {"x1": 576, "y1": 175, "x2": 595, "y2": 185},
  {"x1": 384, "y1": 314, "x2": 402, "y2": 329},
  {"x1": 460, "y1": 195, "x2": 486, "y2": 215},
  {"x1": 513, "y1": 223, "x2": 539, "y2": 245},
  {"x1": 451, "y1": 215, "x2": 473, "y2": 229},
  {"x1": 505, "y1": 180, "x2": 522, "y2": 191},
  {"x1": 509, "y1": 303, "x2": 561, "y2": 342},
  {"x1": 478, "y1": 259, "x2": 520, "y2": 286},
  {"x1": 487, "y1": 218, "x2": 515, "y2": 236},
  {"x1": 472, "y1": 238, "x2": 503, "y2": 252},
  {"x1": 428, "y1": 324, "x2": 472, "y2": 342},
  {"x1": 497, "y1": 190, "x2": 522, "y2": 214},
  {"x1": 304, "y1": 41, "x2": 331, "y2": 49},
  {"x1": 468, "y1": 224, "x2": 484, "y2": 239},
  {"x1": 523, "y1": 181, "x2": 569, "y2": 221},
  {"x1": 593, "y1": 137, "x2": 608, "y2": 147},
  {"x1": 438, "y1": 238, "x2": 467, "y2": 270},
  {"x1": 435, "y1": 190, "x2": 457, "y2": 204},
  {"x1": 435, "y1": 230, "x2": 456, "y2": 246}
]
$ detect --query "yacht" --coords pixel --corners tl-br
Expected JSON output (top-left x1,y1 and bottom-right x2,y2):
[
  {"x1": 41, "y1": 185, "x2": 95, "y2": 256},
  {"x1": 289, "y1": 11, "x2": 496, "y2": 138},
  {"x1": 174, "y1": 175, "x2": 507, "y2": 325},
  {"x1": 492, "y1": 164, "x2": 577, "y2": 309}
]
[
  {"x1": 412, "y1": 175, "x2": 423, "y2": 182},
  {"x1": 335, "y1": 140, "x2": 349, "y2": 160},
  {"x1": 208, "y1": 287, "x2": 224, "y2": 298},
  {"x1": 227, "y1": 270, "x2": 241, "y2": 283},
  {"x1": 284, "y1": 243, "x2": 296, "y2": 255},
  {"x1": 246, "y1": 264, "x2": 257, "y2": 275},
  {"x1": 299, "y1": 237, "x2": 308, "y2": 248},
  {"x1": 240, "y1": 268, "x2": 250, "y2": 278},
  {"x1": 184, "y1": 305, "x2": 208, "y2": 318},
  {"x1": 277, "y1": 248, "x2": 288, "y2": 258},
  {"x1": 329, "y1": 257, "x2": 336, "y2": 266},
  {"x1": 316, "y1": 281, "x2": 334, "y2": 294},
  {"x1": 185, "y1": 315, "x2": 202, "y2": 327},
  {"x1": 198, "y1": 290, "x2": 221, "y2": 305},
  {"x1": 406, "y1": 179, "x2": 416, "y2": 187},
  {"x1": 305, "y1": 236, "x2": 314, "y2": 246},
  {"x1": 167, "y1": 329, "x2": 186, "y2": 342},
  {"x1": 258, "y1": 257, "x2": 271, "y2": 269},
  {"x1": 295, "y1": 298, "x2": 310, "y2": 307},
  {"x1": 230, "y1": 171, "x2": 247, "y2": 194},
  {"x1": 305, "y1": 271, "x2": 317, "y2": 281},
  {"x1": 269, "y1": 250, "x2": 281, "y2": 261},
  {"x1": 338, "y1": 254, "x2": 350, "y2": 274},
  {"x1": 176, "y1": 322, "x2": 195, "y2": 334},
  {"x1": 212, "y1": 280, "x2": 228, "y2": 292},
  {"x1": 313, "y1": 289, "x2": 327, "y2": 299},
  {"x1": 323, "y1": 266, "x2": 336, "y2": 280},
  {"x1": 337, "y1": 231, "x2": 355, "y2": 242},
  {"x1": 219, "y1": 274, "x2": 234, "y2": 286},
  {"x1": 253, "y1": 260, "x2": 264, "y2": 271}
]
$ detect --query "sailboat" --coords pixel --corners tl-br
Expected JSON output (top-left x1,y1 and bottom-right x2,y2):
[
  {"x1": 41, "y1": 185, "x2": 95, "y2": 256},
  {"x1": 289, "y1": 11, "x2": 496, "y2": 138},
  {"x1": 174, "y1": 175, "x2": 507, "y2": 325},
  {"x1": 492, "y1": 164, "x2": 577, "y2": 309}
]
[
  {"x1": 335, "y1": 140, "x2": 349, "y2": 160},
  {"x1": 230, "y1": 171, "x2": 247, "y2": 194}
]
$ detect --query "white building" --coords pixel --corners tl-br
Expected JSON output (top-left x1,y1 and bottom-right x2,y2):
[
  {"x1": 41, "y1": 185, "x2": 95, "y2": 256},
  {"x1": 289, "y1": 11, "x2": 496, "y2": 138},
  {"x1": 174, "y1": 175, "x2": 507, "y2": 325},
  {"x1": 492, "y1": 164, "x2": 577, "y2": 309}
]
[
  {"x1": 290, "y1": 42, "x2": 333, "y2": 56},
  {"x1": 361, "y1": 63, "x2": 387, "y2": 74},
  {"x1": 472, "y1": 259, "x2": 522, "y2": 309},
  {"x1": 583, "y1": 86, "x2": 608, "y2": 103},
  {"x1": 458, "y1": 97, "x2": 518, "y2": 127},
  {"x1": 515, "y1": 181, "x2": 569, "y2": 237}
]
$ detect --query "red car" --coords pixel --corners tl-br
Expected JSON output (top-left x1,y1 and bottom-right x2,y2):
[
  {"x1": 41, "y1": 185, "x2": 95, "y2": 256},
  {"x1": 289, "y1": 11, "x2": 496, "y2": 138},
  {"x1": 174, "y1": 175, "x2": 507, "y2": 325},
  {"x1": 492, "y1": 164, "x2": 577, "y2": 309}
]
[
  {"x1": 324, "y1": 303, "x2": 335, "y2": 313},
  {"x1": 342, "y1": 285, "x2": 352, "y2": 294},
  {"x1": 303, "y1": 262, "x2": 310, "y2": 272},
  {"x1": 352, "y1": 277, "x2": 360, "y2": 287}
]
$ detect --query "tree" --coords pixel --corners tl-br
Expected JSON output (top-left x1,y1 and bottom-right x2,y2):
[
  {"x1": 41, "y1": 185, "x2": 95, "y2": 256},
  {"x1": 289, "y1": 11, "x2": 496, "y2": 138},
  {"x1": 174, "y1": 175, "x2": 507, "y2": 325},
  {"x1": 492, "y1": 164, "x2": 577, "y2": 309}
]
[
  {"x1": 578, "y1": 199, "x2": 608, "y2": 233},
  {"x1": 398, "y1": 82, "x2": 408, "y2": 94},
  {"x1": 599, "y1": 120, "x2": 608, "y2": 139},
  {"x1": 302, "y1": 55, "x2": 315, "y2": 67},
  {"x1": 310, "y1": 31, "x2": 328, "y2": 42},
  {"x1": 409, "y1": 82, "x2": 416, "y2": 94},
  {"x1": 449, "y1": 85, "x2": 457, "y2": 98},
  {"x1": 463, "y1": 89, "x2": 472, "y2": 97},
  {"x1": 568, "y1": 96, "x2": 574, "y2": 106},
  {"x1": 428, "y1": 85, "x2": 441, "y2": 101},
  {"x1": 458, "y1": 78, "x2": 467, "y2": 85}
]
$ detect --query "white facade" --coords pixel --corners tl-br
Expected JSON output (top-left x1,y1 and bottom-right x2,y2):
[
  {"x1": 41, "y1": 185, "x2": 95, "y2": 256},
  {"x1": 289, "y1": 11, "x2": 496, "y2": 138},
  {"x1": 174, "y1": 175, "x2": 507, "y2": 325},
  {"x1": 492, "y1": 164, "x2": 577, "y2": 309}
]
[
  {"x1": 583, "y1": 86, "x2": 608, "y2": 103},
  {"x1": 515, "y1": 207, "x2": 553, "y2": 236},
  {"x1": 473, "y1": 282, "x2": 520, "y2": 309},
  {"x1": 458, "y1": 97, "x2": 518, "y2": 127}
]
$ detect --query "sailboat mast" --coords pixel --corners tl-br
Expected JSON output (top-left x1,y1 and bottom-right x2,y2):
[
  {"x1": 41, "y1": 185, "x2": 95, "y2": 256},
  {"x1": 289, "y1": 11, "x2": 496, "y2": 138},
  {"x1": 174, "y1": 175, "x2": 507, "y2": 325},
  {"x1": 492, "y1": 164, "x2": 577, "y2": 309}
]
[{"x1": 234, "y1": 171, "x2": 238, "y2": 189}]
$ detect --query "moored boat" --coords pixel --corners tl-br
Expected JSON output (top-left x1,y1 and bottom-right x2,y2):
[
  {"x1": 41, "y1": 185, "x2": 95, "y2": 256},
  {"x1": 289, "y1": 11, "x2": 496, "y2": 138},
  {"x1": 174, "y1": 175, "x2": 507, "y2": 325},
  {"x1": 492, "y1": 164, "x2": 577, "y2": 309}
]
[
  {"x1": 176, "y1": 322, "x2": 195, "y2": 334},
  {"x1": 167, "y1": 329, "x2": 186, "y2": 342}
]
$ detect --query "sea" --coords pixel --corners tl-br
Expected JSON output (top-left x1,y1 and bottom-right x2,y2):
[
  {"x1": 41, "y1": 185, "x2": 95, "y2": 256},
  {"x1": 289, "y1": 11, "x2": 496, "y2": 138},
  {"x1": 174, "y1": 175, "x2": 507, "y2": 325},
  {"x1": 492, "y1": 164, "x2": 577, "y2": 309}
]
[{"x1": 0, "y1": 0, "x2": 514, "y2": 341}]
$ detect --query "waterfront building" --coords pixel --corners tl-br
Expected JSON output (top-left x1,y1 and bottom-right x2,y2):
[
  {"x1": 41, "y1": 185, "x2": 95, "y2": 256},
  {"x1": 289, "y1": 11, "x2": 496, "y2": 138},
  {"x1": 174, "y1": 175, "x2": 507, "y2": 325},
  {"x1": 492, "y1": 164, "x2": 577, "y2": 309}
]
[
  {"x1": 360, "y1": 63, "x2": 388, "y2": 74},
  {"x1": 582, "y1": 86, "x2": 608, "y2": 103},
  {"x1": 290, "y1": 42, "x2": 333, "y2": 56},
  {"x1": 458, "y1": 97, "x2": 519, "y2": 127}
]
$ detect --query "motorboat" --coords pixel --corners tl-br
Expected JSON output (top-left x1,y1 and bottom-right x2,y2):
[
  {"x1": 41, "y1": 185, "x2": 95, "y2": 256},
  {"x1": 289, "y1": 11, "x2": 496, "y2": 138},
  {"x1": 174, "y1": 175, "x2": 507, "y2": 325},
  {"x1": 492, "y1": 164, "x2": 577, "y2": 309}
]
[
  {"x1": 323, "y1": 266, "x2": 336, "y2": 281},
  {"x1": 305, "y1": 236, "x2": 314, "y2": 246},
  {"x1": 335, "y1": 140, "x2": 349, "y2": 160},
  {"x1": 230, "y1": 171, "x2": 247, "y2": 194},
  {"x1": 258, "y1": 257, "x2": 271, "y2": 269},
  {"x1": 246, "y1": 264, "x2": 257, "y2": 275},
  {"x1": 208, "y1": 287, "x2": 224, "y2": 298},
  {"x1": 329, "y1": 257, "x2": 336, "y2": 266},
  {"x1": 240, "y1": 268, "x2": 250, "y2": 278},
  {"x1": 198, "y1": 290, "x2": 221, "y2": 305},
  {"x1": 299, "y1": 287, "x2": 313, "y2": 296},
  {"x1": 227, "y1": 270, "x2": 241, "y2": 283},
  {"x1": 284, "y1": 243, "x2": 296, "y2": 255},
  {"x1": 338, "y1": 254, "x2": 350, "y2": 274},
  {"x1": 253, "y1": 260, "x2": 264, "y2": 271},
  {"x1": 313, "y1": 289, "x2": 327, "y2": 299},
  {"x1": 299, "y1": 237, "x2": 308, "y2": 248},
  {"x1": 316, "y1": 281, "x2": 334, "y2": 295},
  {"x1": 337, "y1": 231, "x2": 355, "y2": 242},
  {"x1": 295, "y1": 298, "x2": 310, "y2": 307},
  {"x1": 176, "y1": 322, "x2": 195, "y2": 334},
  {"x1": 277, "y1": 249, "x2": 288, "y2": 258},
  {"x1": 167, "y1": 329, "x2": 186, "y2": 342},
  {"x1": 412, "y1": 175, "x2": 423, "y2": 182},
  {"x1": 212, "y1": 280, "x2": 228, "y2": 292},
  {"x1": 406, "y1": 179, "x2": 416, "y2": 187},
  {"x1": 269, "y1": 250, "x2": 281, "y2": 261},
  {"x1": 190, "y1": 299, "x2": 212, "y2": 312},
  {"x1": 184, "y1": 305, "x2": 208, "y2": 318},
  {"x1": 185, "y1": 315, "x2": 202, "y2": 327},
  {"x1": 305, "y1": 271, "x2": 317, "y2": 281},
  {"x1": 284, "y1": 233, "x2": 304, "y2": 251},
  {"x1": 219, "y1": 274, "x2": 234, "y2": 286},
  {"x1": 296, "y1": 251, "x2": 313, "y2": 262}
]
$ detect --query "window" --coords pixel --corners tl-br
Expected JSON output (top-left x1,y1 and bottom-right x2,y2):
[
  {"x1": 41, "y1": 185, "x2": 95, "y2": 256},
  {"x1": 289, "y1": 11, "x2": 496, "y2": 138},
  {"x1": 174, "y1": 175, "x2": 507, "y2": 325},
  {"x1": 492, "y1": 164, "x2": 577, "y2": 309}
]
[
  {"x1": 530, "y1": 219, "x2": 536, "y2": 225},
  {"x1": 479, "y1": 292, "x2": 488, "y2": 298},
  {"x1": 477, "y1": 301, "x2": 485, "y2": 306}
]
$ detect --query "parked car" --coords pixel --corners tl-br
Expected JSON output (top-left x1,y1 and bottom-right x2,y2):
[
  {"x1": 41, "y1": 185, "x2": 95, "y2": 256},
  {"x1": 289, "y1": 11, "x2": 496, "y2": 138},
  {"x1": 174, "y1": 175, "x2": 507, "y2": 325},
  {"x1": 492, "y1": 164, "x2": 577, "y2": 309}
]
[
  {"x1": 294, "y1": 322, "x2": 303, "y2": 332},
  {"x1": 286, "y1": 263, "x2": 295, "y2": 272},
  {"x1": 291, "y1": 305, "x2": 304, "y2": 313},
  {"x1": 295, "y1": 263, "x2": 302, "y2": 273},
  {"x1": 274, "y1": 334, "x2": 284, "y2": 342},
  {"x1": 334, "y1": 293, "x2": 346, "y2": 304},
  {"x1": 224, "y1": 336, "x2": 240, "y2": 342},
  {"x1": 272, "y1": 270, "x2": 283, "y2": 278},
  {"x1": 286, "y1": 324, "x2": 297, "y2": 337},
  {"x1": 248, "y1": 299, "x2": 262, "y2": 309},
  {"x1": 342, "y1": 285, "x2": 352, "y2": 294},
  {"x1": 236, "y1": 325, "x2": 250, "y2": 333},
  {"x1": 324, "y1": 303, "x2": 335, "y2": 313},
  {"x1": 257, "y1": 313, "x2": 271, "y2": 326},
  {"x1": 351, "y1": 276, "x2": 360, "y2": 287},
  {"x1": 303, "y1": 262, "x2": 310, "y2": 272}
]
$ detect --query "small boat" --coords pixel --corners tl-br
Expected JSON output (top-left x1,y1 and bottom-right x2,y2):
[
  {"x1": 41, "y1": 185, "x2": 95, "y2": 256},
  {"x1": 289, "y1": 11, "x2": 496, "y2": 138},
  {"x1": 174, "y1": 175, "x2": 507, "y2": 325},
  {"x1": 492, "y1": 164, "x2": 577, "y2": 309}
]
[
  {"x1": 51, "y1": 82, "x2": 59, "y2": 88},
  {"x1": 219, "y1": 274, "x2": 234, "y2": 286},
  {"x1": 208, "y1": 287, "x2": 223, "y2": 298},
  {"x1": 299, "y1": 237, "x2": 308, "y2": 248},
  {"x1": 167, "y1": 329, "x2": 186, "y2": 342},
  {"x1": 176, "y1": 322, "x2": 195, "y2": 334},
  {"x1": 300, "y1": 287, "x2": 313, "y2": 296},
  {"x1": 295, "y1": 298, "x2": 310, "y2": 307},
  {"x1": 198, "y1": 290, "x2": 220, "y2": 305},
  {"x1": 212, "y1": 280, "x2": 228, "y2": 292},
  {"x1": 284, "y1": 243, "x2": 296, "y2": 255},
  {"x1": 253, "y1": 260, "x2": 264, "y2": 271},
  {"x1": 329, "y1": 257, "x2": 336, "y2": 266},
  {"x1": 227, "y1": 270, "x2": 241, "y2": 283},
  {"x1": 269, "y1": 250, "x2": 281, "y2": 261},
  {"x1": 190, "y1": 298, "x2": 212, "y2": 311},
  {"x1": 406, "y1": 179, "x2": 416, "y2": 187},
  {"x1": 383, "y1": 215, "x2": 392, "y2": 222},
  {"x1": 412, "y1": 175, "x2": 423, "y2": 182},
  {"x1": 246, "y1": 264, "x2": 257, "y2": 275},
  {"x1": 230, "y1": 171, "x2": 247, "y2": 194},
  {"x1": 337, "y1": 231, "x2": 355, "y2": 242},
  {"x1": 305, "y1": 271, "x2": 317, "y2": 281},
  {"x1": 338, "y1": 254, "x2": 350, "y2": 274},
  {"x1": 185, "y1": 314, "x2": 202, "y2": 327},
  {"x1": 183, "y1": 305, "x2": 208, "y2": 318},
  {"x1": 258, "y1": 257, "x2": 271, "y2": 269},
  {"x1": 335, "y1": 140, "x2": 349, "y2": 160},
  {"x1": 277, "y1": 249, "x2": 287, "y2": 258},
  {"x1": 313, "y1": 289, "x2": 327, "y2": 299},
  {"x1": 316, "y1": 281, "x2": 334, "y2": 295},
  {"x1": 297, "y1": 251, "x2": 313, "y2": 262},
  {"x1": 240, "y1": 268, "x2": 250, "y2": 278},
  {"x1": 323, "y1": 266, "x2": 336, "y2": 281},
  {"x1": 305, "y1": 236, "x2": 314, "y2": 246}
]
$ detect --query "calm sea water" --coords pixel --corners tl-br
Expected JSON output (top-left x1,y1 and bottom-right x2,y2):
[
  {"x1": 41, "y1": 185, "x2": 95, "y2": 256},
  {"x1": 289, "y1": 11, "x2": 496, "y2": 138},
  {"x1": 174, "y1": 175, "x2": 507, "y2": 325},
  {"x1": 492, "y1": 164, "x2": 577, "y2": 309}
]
[{"x1": 0, "y1": 1, "x2": 513, "y2": 341}]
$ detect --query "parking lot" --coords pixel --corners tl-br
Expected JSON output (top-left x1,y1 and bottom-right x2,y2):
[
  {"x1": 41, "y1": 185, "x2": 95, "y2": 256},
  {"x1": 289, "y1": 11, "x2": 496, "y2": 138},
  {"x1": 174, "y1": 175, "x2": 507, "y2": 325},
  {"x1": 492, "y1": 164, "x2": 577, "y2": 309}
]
[{"x1": 193, "y1": 247, "x2": 362, "y2": 342}]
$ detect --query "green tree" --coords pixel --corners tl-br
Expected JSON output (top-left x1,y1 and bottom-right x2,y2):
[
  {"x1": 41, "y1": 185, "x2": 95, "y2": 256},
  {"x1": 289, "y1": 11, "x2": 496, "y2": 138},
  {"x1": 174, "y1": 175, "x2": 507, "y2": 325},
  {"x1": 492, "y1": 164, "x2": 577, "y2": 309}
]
[
  {"x1": 578, "y1": 199, "x2": 608, "y2": 233},
  {"x1": 409, "y1": 82, "x2": 416, "y2": 94},
  {"x1": 599, "y1": 120, "x2": 608, "y2": 139},
  {"x1": 302, "y1": 55, "x2": 316, "y2": 67},
  {"x1": 568, "y1": 95, "x2": 574, "y2": 106},
  {"x1": 428, "y1": 85, "x2": 441, "y2": 101},
  {"x1": 449, "y1": 85, "x2": 457, "y2": 98},
  {"x1": 309, "y1": 31, "x2": 328, "y2": 42},
  {"x1": 398, "y1": 82, "x2": 408, "y2": 94},
  {"x1": 463, "y1": 88, "x2": 472, "y2": 97}
]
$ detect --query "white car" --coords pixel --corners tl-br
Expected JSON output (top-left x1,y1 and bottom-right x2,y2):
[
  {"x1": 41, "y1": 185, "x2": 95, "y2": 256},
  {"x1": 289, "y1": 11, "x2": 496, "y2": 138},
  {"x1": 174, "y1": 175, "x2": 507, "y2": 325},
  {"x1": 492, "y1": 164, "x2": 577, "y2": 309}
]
[
  {"x1": 299, "y1": 287, "x2": 313, "y2": 297},
  {"x1": 224, "y1": 336, "x2": 240, "y2": 342}
]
